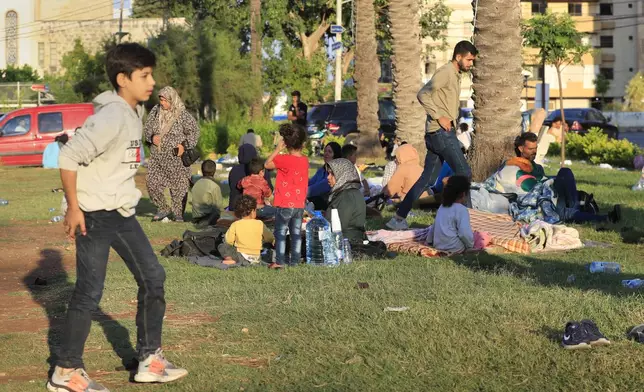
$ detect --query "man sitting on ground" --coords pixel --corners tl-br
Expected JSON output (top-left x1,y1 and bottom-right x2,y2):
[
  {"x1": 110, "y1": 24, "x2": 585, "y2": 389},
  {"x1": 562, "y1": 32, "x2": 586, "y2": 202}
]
[
  {"x1": 192, "y1": 160, "x2": 224, "y2": 228},
  {"x1": 487, "y1": 132, "x2": 620, "y2": 224}
]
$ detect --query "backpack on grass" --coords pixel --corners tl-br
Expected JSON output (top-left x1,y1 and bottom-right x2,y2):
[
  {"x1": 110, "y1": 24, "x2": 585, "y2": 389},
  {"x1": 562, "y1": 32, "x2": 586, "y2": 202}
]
[{"x1": 160, "y1": 228, "x2": 226, "y2": 258}]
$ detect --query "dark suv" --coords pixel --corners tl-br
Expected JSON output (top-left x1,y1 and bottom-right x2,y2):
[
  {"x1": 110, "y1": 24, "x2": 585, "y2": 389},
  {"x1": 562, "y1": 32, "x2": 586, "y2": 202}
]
[
  {"x1": 543, "y1": 108, "x2": 619, "y2": 139},
  {"x1": 305, "y1": 99, "x2": 396, "y2": 139}
]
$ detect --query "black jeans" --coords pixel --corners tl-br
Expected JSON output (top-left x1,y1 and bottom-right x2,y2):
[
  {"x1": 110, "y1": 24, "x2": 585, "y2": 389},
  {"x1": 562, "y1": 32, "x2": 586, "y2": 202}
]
[
  {"x1": 274, "y1": 208, "x2": 304, "y2": 265},
  {"x1": 217, "y1": 242, "x2": 253, "y2": 266},
  {"x1": 397, "y1": 127, "x2": 472, "y2": 218},
  {"x1": 553, "y1": 168, "x2": 607, "y2": 223},
  {"x1": 57, "y1": 211, "x2": 166, "y2": 369}
]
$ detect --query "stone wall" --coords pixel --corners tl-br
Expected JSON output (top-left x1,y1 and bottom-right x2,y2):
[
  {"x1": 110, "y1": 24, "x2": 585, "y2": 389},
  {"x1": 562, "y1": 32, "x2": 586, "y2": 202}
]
[
  {"x1": 34, "y1": 18, "x2": 185, "y2": 75},
  {"x1": 35, "y1": 0, "x2": 113, "y2": 21}
]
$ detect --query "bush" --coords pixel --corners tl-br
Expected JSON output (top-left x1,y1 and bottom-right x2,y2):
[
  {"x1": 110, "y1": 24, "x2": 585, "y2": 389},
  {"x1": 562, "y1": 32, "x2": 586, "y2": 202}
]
[
  {"x1": 322, "y1": 134, "x2": 346, "y2": 147},
  {"x1": 196, "y1": 118, "x2": 283, "y2": 158},
  {"x1": 548, "y1": 128, "x2": 641, "y2": 167}
]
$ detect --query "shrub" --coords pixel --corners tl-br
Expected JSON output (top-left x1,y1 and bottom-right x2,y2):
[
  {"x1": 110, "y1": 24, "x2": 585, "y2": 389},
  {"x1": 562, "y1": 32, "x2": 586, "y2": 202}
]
[
  {"x1": 548, "y1": 128, "x2": 641, "y2": 167},
  {"x1": 322, "y1": 134, "x2": 346, "y2": 147},
  {"x1": 196, "y1": 118, "x2": 284, "y2": 158}
]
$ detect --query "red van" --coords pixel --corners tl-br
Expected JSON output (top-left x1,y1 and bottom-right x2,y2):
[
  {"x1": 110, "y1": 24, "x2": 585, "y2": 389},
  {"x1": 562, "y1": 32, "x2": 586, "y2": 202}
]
[{"x1": 0, "y1": 104, "x2": 94, "y2": 166}]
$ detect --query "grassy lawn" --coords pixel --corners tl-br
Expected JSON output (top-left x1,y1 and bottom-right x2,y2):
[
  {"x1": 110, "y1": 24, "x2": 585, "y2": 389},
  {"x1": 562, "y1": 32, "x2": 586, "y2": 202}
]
[{"x1": 0, "y1": 162, "x2": 643, "y2": 391}]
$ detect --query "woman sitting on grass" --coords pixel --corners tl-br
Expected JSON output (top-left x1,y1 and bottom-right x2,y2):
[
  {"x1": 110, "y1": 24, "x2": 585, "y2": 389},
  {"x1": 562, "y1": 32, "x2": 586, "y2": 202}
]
[{"x1": 432, "y1": 176, "x2": 474, "y2": 254}]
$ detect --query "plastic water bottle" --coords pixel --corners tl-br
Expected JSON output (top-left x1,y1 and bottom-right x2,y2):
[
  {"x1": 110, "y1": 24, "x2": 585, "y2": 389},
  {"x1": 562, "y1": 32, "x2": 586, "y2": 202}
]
[
  {"x1": 50, "y1": 216, "x2": 64, "y2": 223},
  {"x1": 306, "y1": 212, "x2": 338, "y2": 266},
  {"x1": 622, "y1": 279, "x2": 644, "y2": 289},
  {"x1": 588, "y1": 261, "x2": 621, "y2": 274},
  {"x1": 330, "y1": 209, "x2": 343, "y2": 262},
  {"x1": 342, "y1": 238, "x2": 353, "y2": 264},
  {"x1": 0, "y1": 199, "x2": 8, "y2": 206}
]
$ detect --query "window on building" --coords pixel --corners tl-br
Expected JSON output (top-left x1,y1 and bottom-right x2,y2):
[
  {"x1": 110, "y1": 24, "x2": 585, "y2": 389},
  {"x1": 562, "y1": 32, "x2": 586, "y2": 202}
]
[
  {"x1": 50, "y1": 43, "x2": 58, "y2": 72},
  {"x1": 600, "y1": 68, "x2": 614, "y2": 80},
  {"x1": 599, "y1": 3, "x2": 613, "y2": 15},
  {"x1": 600, "y1": 35, "x2": 614, "y2": 48},
  {"x1": 5, "y1": 11, "x2": 18, "y2": 66},
  {"x1": 568, "y1": 3, "x2": 582, "y2": 16},
  {"x1": 628, "y1": 3, "x2": 633, "y2": 8},
  {"x1": 630, "y1": 68, "x2": 634, "y2": 72},
  {"x1": 629, "y1": 36, "x2": 634, "y2": 41},
  {"x1": 532, "y1": 1, "x2": 546, "y2": 14},
  {"x1": 38, "y1": 43, "x2": 45, "y2": 69}
]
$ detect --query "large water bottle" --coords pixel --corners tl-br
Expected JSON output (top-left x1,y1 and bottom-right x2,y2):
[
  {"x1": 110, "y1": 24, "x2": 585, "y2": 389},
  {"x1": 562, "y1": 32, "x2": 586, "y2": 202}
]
[
  {"x1": 588, "y1": 261, "x2": 621, "y2": 274},
  {"x1": 306, "y1": 211, "x2": 338, "y2": 266}
]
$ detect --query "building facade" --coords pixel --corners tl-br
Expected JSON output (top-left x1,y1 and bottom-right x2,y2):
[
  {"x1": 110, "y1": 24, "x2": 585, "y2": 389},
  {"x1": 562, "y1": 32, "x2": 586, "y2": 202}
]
[{"x1": 0, "y1": 0, "x2": 181, "y2": 76}]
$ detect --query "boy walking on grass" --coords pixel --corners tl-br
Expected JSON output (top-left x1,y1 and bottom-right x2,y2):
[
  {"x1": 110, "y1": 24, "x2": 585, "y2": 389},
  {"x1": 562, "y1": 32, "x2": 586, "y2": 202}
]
[{"x1": 50, "y1": 43, "x2": 187, "y2": 392}]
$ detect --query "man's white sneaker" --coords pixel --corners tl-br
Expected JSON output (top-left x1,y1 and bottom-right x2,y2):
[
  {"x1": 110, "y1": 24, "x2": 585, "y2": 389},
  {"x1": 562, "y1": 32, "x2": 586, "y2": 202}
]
[
  {"x1": 47, "y1": 367, "x2": 109, "y2": 392},
  {"x1": 385, "y1": 217, "x2": 409, "y2": 231},
  {"x1": 134, "y1": 349, "x2": 188, "y2": 383}
]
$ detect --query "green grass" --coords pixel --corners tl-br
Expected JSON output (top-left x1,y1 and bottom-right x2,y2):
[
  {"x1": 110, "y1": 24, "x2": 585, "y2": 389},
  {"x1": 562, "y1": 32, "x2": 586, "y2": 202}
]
[{"x1": 0, "y1": 162, "x2": 643, "y2": 391}]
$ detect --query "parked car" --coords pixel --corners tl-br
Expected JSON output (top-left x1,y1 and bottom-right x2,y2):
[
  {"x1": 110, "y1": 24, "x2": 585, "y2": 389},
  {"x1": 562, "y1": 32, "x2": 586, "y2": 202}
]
[
  {"x1": 0, "y1": 104, "x2": 94, "y2": 166},
  {"x1": 543, "y1": 108, "x2": 619, "y2": 139}
]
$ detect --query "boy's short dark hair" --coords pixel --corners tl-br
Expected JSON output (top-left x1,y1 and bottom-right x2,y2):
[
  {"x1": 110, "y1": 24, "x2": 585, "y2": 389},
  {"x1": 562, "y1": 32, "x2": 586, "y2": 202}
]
[
  {"x1": 452, "y1": 41, "x2": 478, "y2": 60},
  {"x1": 514, "y1": 132, "x2": 538, "y2": 156},
  {"x1": 201, "y1": 160, "x2": 217, "y2": 177},
  {"x1": 248, "y1": 157, "x2": 265, "y2": 175},
  {"x1": 247, "y1": 128, "x2": 254, "y2": 133},
  {"x1": 279, "y1": 123, "x2": 306, "y2": 150},
  {"x1": 106, "y1": 43, "x2": 157, "y2": 90},
  {"x1": 291, "y1": 90, "x2": 301, "y2": 98},
  {"x1": 341, "y1": 144, "x2": 358, "y2": 159},
  {"x1": 442, "y1": 175, "x2": 471, "y2": 207},
  {"x1": 234, "y1": 195, "x2": 257, "y2": 219}
]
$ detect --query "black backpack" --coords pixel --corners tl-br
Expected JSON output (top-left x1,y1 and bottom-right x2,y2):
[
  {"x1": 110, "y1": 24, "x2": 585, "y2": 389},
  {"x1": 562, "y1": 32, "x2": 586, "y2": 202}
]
[{"x1": 160, "y1": 228, "x2": 226, "y2": 257}]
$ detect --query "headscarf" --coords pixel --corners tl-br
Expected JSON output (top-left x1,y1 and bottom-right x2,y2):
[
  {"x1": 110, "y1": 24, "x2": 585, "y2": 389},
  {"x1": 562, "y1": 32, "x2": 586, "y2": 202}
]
[
  {"x1": 326, "y1": 158, "x2": 361, "y2": 202},
  {"x1": 158, "y1": 86, "x2": 186, "y2": 143}
]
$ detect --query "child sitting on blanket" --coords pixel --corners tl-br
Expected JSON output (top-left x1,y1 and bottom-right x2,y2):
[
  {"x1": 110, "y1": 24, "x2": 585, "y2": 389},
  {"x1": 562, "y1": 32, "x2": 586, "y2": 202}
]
[
  {"x1": 218, "y1": 195, "x2": 275, "y2": 266},
  {"x1": 432, "y1": 176, "x2": 474, "y2": 254}
]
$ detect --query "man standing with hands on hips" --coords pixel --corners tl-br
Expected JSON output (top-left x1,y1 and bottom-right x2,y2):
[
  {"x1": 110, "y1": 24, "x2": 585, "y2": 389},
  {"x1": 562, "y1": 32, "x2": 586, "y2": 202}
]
[{"x1": 387, "y1": 41, "x2": 477, "y2": 231}]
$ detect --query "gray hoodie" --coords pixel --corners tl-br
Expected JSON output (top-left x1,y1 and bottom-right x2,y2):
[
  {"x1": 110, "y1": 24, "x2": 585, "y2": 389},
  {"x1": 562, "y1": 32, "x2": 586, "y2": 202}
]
[{"x1": 59, "y1": 91, "x2": 145, "y2": 217}]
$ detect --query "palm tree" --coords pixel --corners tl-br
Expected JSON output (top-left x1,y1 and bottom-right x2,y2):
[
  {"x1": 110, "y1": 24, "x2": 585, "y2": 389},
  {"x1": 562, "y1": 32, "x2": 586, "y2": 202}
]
[
  {"x1": 468, "y1": 0, "x2": 523, "y2": 180},
  {"x1": 249, "y1": 0, "x2": 263, "y2": 120},
  {"x1": 389, "y1": 0, "x2": 426, "y2": 156},
  {"x1": 354, "y1": 0, "x2": 381, "y2": 159}
]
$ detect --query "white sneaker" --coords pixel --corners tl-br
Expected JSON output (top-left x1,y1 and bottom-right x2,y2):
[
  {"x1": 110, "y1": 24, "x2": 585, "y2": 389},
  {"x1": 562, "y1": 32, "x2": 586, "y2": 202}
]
[
  {"x1": 632, "y1": 180, "x2": 644, "y2": 191},
  {"x1": 385, "y1": 217, "x2": 409, "y2": 231},
  {"x1": 47, "y1": 367, "x2": 109, "y2": 392},
  {"x1": 134, "y1": 349, "x2": 188, "y2": 383}
]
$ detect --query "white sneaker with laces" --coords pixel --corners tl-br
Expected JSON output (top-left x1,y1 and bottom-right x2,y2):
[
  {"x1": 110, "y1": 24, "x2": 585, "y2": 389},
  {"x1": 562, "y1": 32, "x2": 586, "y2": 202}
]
[
  {"x1": 134, "y1": 349, "x2": 188, "y2": 383},
  {"x1": 632, "y1": 179, "x2": 644, "y2": 191},
  {"x1": 385, "y1": 216, "x2": 409, "y2": 231},
  {"x1": 47, "y1": 367, "x2": 109, "y2": 392}
]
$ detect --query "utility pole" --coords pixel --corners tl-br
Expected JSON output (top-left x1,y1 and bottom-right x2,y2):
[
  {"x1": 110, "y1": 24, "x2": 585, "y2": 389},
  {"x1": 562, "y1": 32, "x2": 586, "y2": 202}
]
[
  {"x1": 117, "y1": 0, "x2": 126, "y2": 43},
  {"x1": 334, "y1": 0, "x2": 343, "y2": 101}
]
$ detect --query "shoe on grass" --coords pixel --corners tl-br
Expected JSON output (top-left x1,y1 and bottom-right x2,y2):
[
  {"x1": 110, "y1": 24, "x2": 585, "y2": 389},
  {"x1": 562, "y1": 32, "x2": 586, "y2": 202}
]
[
  {"x1": 134, "y1": 349, "x2": 188, "y2": 383},
  {"x1": 47, "y1": 367, "x2": 109, "y2": 392},
  {"x1": 562, "y1": 321, "x2": 592, "y2": 350},
  {"x1": 385, "y1": 216, "x2": 409, "y2": 231},
  {"x1": 581, "y1": 319, "x2": 611, "y2": 346}
]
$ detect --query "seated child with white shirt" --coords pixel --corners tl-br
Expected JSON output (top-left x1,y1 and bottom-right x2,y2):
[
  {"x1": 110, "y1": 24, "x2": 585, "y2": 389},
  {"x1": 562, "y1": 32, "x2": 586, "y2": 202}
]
[{"x1": 432, "y1": 176, "x2": 474, "y2": 254}]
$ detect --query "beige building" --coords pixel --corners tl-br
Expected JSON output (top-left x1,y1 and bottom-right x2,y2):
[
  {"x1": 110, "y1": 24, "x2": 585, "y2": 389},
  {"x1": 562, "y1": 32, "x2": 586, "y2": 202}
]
[
  {"x1": 0, "y1": 0, "x2": 182, "y2": 76},
  {"x1": 419, "y1": 0, "x2": 644, "y2": 110}
]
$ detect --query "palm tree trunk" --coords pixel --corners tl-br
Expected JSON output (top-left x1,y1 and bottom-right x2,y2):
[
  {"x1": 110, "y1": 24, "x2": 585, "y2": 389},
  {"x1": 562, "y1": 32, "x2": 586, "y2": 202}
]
[
  {"x1": 389, "y1": 0, "x2": 426, "y2": 157},
  {"x1": 557, "y1": 65, "x2": 566, "y2": 166},
  {"x1": 355, "y1": 0, "x2": 382, "y2": 159},
  {"x1": 469, "y1": 0, "x2": 523, "y2": 181},
  {"x1": 249, "y1": 0, "x2": 263, "y2": 120}
]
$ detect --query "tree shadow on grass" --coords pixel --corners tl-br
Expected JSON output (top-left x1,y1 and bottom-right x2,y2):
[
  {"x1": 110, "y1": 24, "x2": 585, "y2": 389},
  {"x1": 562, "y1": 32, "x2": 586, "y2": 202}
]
[{"x1": 23, "y1": 249, "x2": 137, "y2": 378}]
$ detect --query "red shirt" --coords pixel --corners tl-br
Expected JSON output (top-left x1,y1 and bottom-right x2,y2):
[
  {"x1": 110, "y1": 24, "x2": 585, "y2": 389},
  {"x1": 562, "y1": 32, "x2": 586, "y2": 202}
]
[
  {"x1": 273, "y1": 154, "x2": 309, "y2": 208},
  {"x1": 238, "y1": 174, "x2": 272, "y2": 207}
]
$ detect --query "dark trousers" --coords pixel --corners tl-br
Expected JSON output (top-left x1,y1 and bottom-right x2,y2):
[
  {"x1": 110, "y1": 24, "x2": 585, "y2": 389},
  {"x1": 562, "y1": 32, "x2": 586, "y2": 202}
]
[
  {"x1": 192, "y1": 210, "x2": 221, "y2": 229},
  {"x1": 217, "y1": 242, "x2": 253, "y2": 266},
  {"x1": 274, "y1": 208, "x2": 304, "y2": 265},
  {"x1": 397, "y1": 128, "x2": 472, "y2": 218},
  {"x1": 57, "y1": 211, "x2": 166, "y2": 369},
  {"x1": 553, "y1": 168, "x2": 607, "y2": 223}
]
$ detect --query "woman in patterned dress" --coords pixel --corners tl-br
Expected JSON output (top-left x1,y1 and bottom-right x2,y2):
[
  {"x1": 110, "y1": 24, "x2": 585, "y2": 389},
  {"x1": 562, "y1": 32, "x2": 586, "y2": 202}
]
[{"x1": 145, "y1": 86, "x2": 200, "y2": 222}]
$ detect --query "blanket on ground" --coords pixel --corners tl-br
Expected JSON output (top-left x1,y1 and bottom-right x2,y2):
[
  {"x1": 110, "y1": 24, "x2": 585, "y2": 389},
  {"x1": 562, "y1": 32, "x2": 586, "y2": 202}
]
[
  {"x1": 520, "y1": 220, "x2": 583, "y2": 252},
  {"x1": 366, "y1": 209, "x2": 531, "y2": 257}
]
